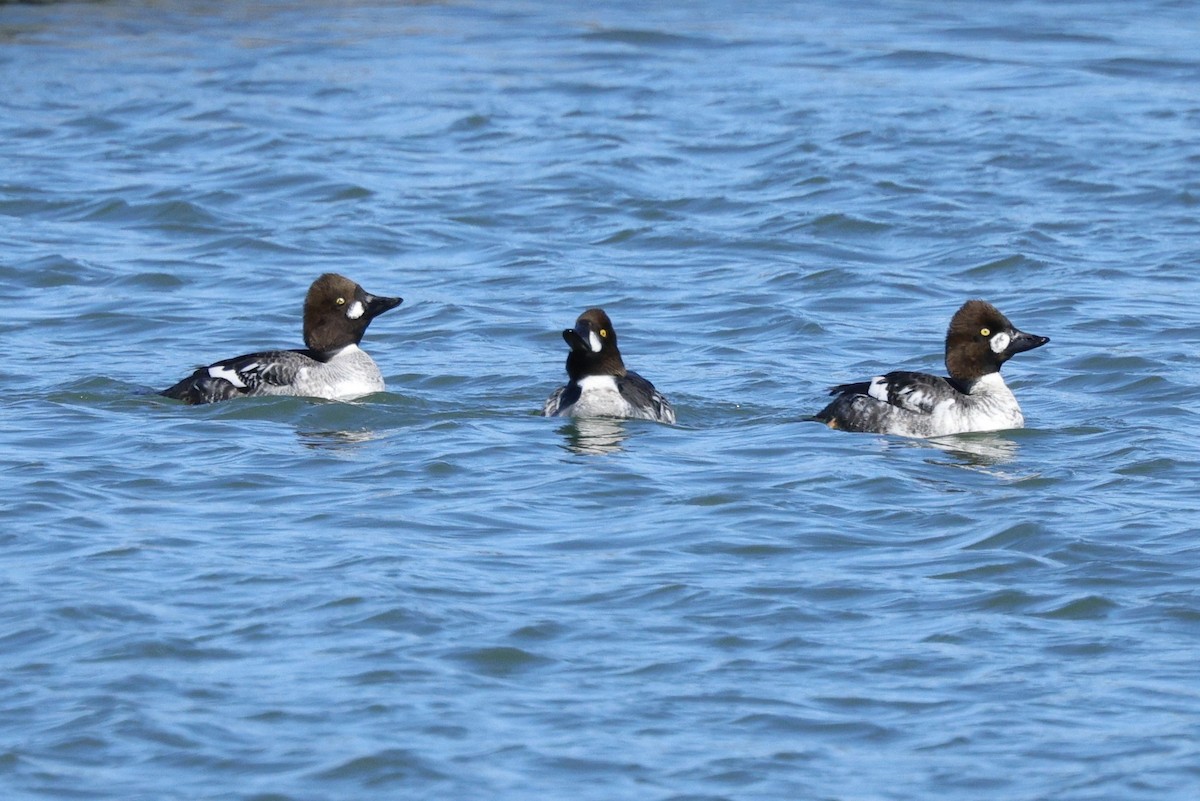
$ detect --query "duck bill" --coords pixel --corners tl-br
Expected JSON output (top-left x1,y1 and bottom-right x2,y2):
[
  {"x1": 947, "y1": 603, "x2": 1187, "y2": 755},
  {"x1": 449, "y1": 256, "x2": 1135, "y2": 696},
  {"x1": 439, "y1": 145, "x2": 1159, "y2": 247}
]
[
  {"x1": 562, "y1": 322, "x2": 601, "y2": 354},
  {"x1": 364, "y1": 294, "x2": 402, "y2": 320},
  {"x1": 1005, "y1": 329, "x2": 1049, "y2": 356},
  {"x1": 562, "y1": 327, "x2": 590, "y2": 353}
]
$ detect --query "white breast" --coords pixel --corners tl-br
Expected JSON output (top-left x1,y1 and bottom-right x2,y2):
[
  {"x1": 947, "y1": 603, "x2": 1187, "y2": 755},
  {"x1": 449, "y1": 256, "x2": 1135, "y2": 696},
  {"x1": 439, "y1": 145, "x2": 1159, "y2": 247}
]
[
  {"x1": 932, "y1": 372, "x2": 1024, "y2": 435},
  {"x1": 285, "y1": 344, "x2": 384, "y2": 400},
  {"x1": 568, "y1": 375, "x2": 639, "y2": 419}
]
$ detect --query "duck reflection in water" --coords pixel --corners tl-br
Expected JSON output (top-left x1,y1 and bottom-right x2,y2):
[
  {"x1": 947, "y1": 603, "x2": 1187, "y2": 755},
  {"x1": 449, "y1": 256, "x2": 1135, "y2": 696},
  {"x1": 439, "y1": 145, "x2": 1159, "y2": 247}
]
[
  {"x1": 921, "y1": 431, "x2": 1020, "y2": 467},
  {"x1": 559, "y1": 417, "x2": 628, "y2": 455},
  {"x1": 297, "y1": 428, "x2": 378, "y2": 451}
]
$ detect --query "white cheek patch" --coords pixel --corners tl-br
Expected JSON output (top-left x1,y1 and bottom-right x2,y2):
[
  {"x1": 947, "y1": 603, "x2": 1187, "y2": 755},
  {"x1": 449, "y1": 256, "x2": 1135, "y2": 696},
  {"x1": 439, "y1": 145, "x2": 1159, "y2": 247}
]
[
  {"x1": 208, "y1": 364, "x2": 247, "y2": 388},
  {"x1": 588, "y1": 330, "x2": 603, "y2": 353},
  {"x1": 990, "y1": 332, "x2": 1011, "y2": 354},
  {"x1": 346, "y1": 300, "x2": 365, "y2": 319}
]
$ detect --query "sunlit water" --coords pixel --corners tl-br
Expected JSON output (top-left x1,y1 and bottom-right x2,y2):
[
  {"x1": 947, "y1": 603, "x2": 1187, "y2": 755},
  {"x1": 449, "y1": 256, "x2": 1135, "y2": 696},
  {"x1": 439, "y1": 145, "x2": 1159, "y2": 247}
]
[{"x1": 2, "y1": 1, "x2": 1199, "y2": 799}]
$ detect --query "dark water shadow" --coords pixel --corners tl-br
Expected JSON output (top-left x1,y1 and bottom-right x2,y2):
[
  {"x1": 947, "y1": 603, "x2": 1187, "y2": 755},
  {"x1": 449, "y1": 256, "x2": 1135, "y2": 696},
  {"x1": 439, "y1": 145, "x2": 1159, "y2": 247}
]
[
  {"x1": 557, "y1": 417, "x2": 629, "y2": 456},
  {"x1": 919, "y1": 431, "x2": 1022, "y2": 471},
  {"x1": 296, "y1": 428, "x2": 380, "y2": 451}
]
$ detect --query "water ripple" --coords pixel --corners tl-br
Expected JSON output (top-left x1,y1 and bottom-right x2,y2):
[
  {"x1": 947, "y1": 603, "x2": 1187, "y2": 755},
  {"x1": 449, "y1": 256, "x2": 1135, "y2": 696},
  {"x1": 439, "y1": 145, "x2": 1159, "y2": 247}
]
[{"x1": 2, "y1": 2, "x2": 1199, "y2": 800}]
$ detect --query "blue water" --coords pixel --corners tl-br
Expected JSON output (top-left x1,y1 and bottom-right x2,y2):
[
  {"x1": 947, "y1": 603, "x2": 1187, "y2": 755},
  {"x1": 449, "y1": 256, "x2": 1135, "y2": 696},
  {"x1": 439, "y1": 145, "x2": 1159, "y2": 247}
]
[{"x1": 2, "y1": 1, "x2": 1199, "y2": 799}]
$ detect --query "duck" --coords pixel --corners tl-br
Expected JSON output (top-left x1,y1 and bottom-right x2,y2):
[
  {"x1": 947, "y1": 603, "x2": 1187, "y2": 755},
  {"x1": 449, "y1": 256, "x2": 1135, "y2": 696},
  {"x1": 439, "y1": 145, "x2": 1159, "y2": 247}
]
[
  {"x1": 161, "y1": 273, "x2": 401, "y2": 404},
  {"x1": 543, "y1": 308, "x2": 676, "y2": 424},
  {"x1": 813, "y1": 299, "x2": 1048, "y2": 437}
]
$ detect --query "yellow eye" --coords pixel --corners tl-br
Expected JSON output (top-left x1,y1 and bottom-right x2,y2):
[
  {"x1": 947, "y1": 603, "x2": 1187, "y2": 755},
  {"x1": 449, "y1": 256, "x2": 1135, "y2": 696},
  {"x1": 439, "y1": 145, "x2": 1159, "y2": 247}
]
[
  {"x1": 336, "y1": 297, "x2": 346, "y2": 306},
  {"x1": 980, "y1": 327, "x2": 990, "y2": 337},
  {"x1": 599, "y1": 329, "x2": 607, "y2": 338}
]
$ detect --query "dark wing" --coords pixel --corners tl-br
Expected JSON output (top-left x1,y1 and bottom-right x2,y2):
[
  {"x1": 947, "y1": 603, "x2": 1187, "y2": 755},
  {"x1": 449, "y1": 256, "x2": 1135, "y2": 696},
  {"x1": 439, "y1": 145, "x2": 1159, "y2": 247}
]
[
  {"x1": 543, "y1": 382, "x2": 580, "y2": 417},
  {"x1": 814, "y1": 371, "x2": 961, "y2": 430},
  {"x1": 827, "y1": 379, "x2": 872, "y2": 397},
  {"x1": 160, "y1": 349, "x2": 313, "y2": 405},
  {"x1": 618, "y1": 371, "x2": 676, "y2": 424},
  {"x1": 862, "y1": 371, "x2": 961, "y2": 416}
]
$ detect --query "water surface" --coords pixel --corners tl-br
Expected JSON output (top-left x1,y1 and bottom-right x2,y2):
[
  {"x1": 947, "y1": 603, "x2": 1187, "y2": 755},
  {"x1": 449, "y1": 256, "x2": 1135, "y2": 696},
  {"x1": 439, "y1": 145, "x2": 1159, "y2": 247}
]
[{"x1": 2, "y1": 1, "x2": 1199, "y2": 799}]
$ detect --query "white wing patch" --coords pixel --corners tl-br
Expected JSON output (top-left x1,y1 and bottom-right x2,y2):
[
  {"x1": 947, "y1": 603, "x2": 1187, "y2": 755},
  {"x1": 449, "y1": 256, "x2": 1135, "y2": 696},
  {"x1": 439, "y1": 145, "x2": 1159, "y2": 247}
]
[
  {"x1": 867, "y1": 376, "x2": 889, "y2": 402},
  {"x1": 208, "y1": 364, "x2": 248, "y2": 388},
  {"x1": 899, "y1": 384, "x2": 929, "y2": 407}
]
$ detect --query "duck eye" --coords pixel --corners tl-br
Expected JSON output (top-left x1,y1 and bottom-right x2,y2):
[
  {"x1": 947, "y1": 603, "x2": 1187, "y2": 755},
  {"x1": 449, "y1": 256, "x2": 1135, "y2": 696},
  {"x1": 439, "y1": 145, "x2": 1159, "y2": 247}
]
[
  {"x1": 980, "y1": 327, "x2": 990, "y2": 337},
  {"x1": 599, "y1": 329, "x2": 607, "y2": 338},
  {"x1": 336, "y1": 297, "x2": 346, "y2": 306}
]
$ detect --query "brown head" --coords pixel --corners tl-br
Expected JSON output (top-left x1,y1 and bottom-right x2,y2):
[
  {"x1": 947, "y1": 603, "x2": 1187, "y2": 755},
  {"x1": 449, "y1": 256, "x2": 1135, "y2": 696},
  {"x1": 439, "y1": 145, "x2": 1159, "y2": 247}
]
[
  {"x1": 302, "y1": 273, "x2": 402, "y2": 353},
  {"x1": 944, "y1": 299, "x2": 1048, "y2": 385},
  {"x1": 561, "y1": 307, "x2": 627, "y2": 380}
]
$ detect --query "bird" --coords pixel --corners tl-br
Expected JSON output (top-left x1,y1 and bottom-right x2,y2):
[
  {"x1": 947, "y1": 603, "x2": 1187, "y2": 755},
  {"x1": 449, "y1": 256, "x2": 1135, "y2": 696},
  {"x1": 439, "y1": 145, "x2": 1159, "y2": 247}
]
[
  {"x1": 812, "y1": 299, "x2": 1048, "y2": 437},
  {"x1": 160, "y1": 273, "x2": 401, "y2": 405},
  {"x1": 543, "y1": 307, "x2": 676, "y2": 424}
]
